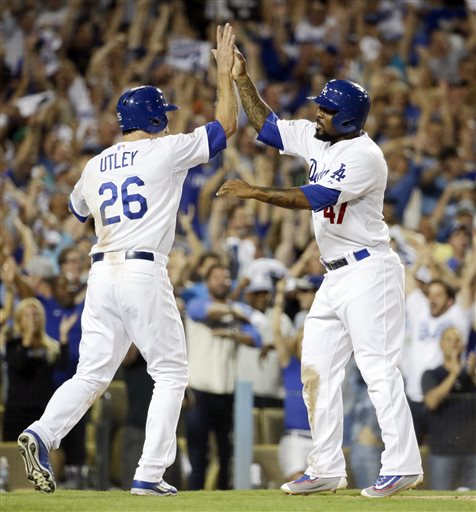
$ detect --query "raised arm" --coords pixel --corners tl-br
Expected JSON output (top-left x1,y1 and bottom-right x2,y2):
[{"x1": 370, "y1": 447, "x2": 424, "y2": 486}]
[
  {"x1": 232, "y1": 47, "x2": 273, "y2": 133},
  {"x1": 214, "y1": 24, "x2": 238, "y2": 138}
]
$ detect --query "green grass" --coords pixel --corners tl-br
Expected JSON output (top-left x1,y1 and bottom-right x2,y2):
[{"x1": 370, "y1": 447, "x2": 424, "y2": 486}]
[{"x1": 1, "y1": 489, "x2": 475, "y2": 512}]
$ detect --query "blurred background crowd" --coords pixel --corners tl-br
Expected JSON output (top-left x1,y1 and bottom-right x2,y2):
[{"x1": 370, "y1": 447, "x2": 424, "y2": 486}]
[{"x1": 1, "y1": 0, "x2": 475, "y2": 493}]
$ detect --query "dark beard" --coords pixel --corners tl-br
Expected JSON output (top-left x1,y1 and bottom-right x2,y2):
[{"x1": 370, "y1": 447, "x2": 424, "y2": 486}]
[
  {"x1": 314, "y1": 130, "x2": 340, "y2": 143},
  {"x1": 211, "y1": 289, "x2": 229, "y2": 300}
]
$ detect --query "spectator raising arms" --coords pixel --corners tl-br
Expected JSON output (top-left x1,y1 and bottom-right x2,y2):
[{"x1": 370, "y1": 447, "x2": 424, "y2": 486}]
[{"x1": 2, "y1": 298, "x2": 75, "y2": 441}]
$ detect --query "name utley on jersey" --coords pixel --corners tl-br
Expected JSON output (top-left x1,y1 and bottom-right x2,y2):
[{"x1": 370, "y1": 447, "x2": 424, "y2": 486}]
[
  {"x1": 277, "y1": 119, "x2": 390, "y2": 260},
  {"x1": 70, "y1": 124, "x2": 219, "y2": 257}
]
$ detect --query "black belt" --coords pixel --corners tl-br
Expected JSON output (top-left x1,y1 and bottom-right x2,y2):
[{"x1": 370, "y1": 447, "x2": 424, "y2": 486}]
[
  {"x1": 91, "y1": 251, "x2": 155, "y2": 263},
  {"x1": 284, "y1": 429, "x2": 313, "y2": 439},
  {"x1": 323, "y1": 248, "x2": 370, "y2": 271}
]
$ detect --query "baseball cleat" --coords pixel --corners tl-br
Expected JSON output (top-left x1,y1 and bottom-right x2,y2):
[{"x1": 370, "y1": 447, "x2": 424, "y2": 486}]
[
  {"x1": 361, "y1": 474, "x2": 423, "y2": 498},
  {"x1": 17, "y1": 429, "x2": 56, "y2": 493},
  {"x1": 280, "y1": 474, "x2": 348, "y2": 495},
  {"x1": 130, "y1": 479, "x2": 178, "y2": 496}
]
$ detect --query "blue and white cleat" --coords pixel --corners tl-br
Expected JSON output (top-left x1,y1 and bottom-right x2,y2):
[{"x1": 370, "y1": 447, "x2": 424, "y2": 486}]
[
  {"x1": 280, "y1": 474, "x2": 348, "y2": 495},
  {"x1": 130, "y1": 479, "x2": 178, "y2": 496},
  {"x1": 361, "y1": 474, "x2": 423, "y2": 498},
  {"x1": 17, "y1": 429, "x2": 56, "y2": 493}
]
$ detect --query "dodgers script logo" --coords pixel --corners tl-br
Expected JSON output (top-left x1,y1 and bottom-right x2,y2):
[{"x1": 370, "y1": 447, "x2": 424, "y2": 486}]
[{"x1": 309, "y1": 160, "x2": 347, "y2": 184}]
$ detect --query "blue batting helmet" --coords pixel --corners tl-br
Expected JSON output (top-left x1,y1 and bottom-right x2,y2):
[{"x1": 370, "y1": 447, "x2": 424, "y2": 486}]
[
  {"x1": 116, "y1": 85, "x2": 179, "y2": 134},
  {"x1": 308, "y1": 79, "x2": 370, "y2": 134}
]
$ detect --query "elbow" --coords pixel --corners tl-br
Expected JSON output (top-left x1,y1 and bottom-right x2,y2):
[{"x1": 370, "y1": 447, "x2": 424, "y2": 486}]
[
  {"x1": 226, "y1": 123, "x2": 238, "y2": 138},
  {"x1": 218, "y1": 118, "x2": 237, "y2": 139}
]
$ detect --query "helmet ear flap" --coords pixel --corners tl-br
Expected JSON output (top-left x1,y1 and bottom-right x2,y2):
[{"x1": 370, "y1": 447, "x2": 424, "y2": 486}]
[
  {"x1": 150, "y1": 113, "x2": 168, "y2": 133},
  {"x1": 333, "y1": 113, "x2": 358, "y2": 134}
]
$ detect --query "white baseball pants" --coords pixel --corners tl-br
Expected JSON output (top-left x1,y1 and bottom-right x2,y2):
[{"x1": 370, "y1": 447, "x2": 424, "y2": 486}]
[
  {"x1": 301, "y1": 250, "x2": 422, "y2": 478},
  {"x1": 30, "y1": 253, "x2": 188, "y2": 483}
]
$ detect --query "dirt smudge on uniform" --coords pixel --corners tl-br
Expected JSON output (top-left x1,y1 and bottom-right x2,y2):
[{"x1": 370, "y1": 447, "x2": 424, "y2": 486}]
[{"x1": 301, "y1": 365, "x2": 319, "y2": 429}]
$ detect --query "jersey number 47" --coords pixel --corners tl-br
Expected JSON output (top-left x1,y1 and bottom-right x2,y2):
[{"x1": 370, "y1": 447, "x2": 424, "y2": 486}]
[{"x1": 323, "y1": 202, "x2": 348, "y2": 224}]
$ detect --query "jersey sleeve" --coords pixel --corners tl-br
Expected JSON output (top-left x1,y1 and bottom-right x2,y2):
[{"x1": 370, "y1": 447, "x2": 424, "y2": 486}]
[
  {"x1": 406, "y1": 288, "x2": 426, "y2": 314},
  {"x1": 318, "y1": 147, "x2": 384, "y2": 204},
  {"x1": 69, "y1": 170, "x2": 90, "y2": 223},
  {"x1": 299, "y1": 184, "x2": 341, "y2": 211},
  {"x1": 169, "y1": 121, "x2": 226, "y2": 173},
  {"x1": 240, "y1": 322, "x2": 262, "y2": 347},
  {"x1": 275, "y1": 119, "x2": 323, "y2": 158},
  {"x1": 186, "y1": 298, "x2": 209, "y2": 321}
]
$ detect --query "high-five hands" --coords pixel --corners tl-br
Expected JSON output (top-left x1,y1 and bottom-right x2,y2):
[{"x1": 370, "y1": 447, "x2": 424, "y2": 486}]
[
  {"x1": 212, "y1": 23, "x2": 235, "y2": 73},
  {"x1": 212, "y1": 24, "x2": 247, "y2": 79},
  {"x1": 231, "y1": 46, "x2": 246, "y2": 80}
]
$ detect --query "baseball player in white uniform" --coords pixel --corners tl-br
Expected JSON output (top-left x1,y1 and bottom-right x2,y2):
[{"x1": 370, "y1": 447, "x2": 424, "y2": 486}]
[
  {"x1": 17, "y1": 24, "x2": 238, "y2": 496},
  {"x1": 217, "y1": 43, "x2": 423, "y2": 498}
]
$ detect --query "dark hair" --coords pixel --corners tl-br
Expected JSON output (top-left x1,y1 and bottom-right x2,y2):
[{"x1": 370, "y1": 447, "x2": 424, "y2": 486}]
[
  {"x1": 197, "y1": 251, "x2": 221, "y2": 267},
  {"x1": 205, "y1": 263, "x2": 229, "y2": 281},
  {"x1": 428, "y1": 279, "x2": 456, "y2": 301},
  {"x1": 58, "y1": 246, "x2": 80, "y2": 266},
  {"x1": 438, "y1": 146, "x2": 458, "y2": 161}
]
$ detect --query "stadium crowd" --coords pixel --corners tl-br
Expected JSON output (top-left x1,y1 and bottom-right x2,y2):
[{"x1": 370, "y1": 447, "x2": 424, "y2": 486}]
[{"x1": 1, "y1": 0, "x2": 475, "y2": 492}]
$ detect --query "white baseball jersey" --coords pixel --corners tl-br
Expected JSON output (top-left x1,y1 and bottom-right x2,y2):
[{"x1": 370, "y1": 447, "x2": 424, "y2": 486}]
[
  {"x1": 70, "y1": 125, "x2": 214, "y2": 257},
  {"x1": 276, "y1": 119, "x2": 389, "y2": 260}
]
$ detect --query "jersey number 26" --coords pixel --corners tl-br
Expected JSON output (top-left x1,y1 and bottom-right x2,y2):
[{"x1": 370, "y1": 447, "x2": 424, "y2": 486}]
[{"x1": 99, "y1": 176, "x2": 148, "y2": 226}]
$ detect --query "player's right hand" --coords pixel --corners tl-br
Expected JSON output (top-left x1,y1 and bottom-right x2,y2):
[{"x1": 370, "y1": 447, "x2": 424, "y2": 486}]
[
  {"x1": 217, "y1": 179, "x2": 253, "y2": 199},
  {"x1": 232, "y1": 47, "x2": 247, "y2": 80}
]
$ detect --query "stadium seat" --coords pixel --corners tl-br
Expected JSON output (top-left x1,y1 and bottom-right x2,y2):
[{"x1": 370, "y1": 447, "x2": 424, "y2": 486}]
[
  {"x1": 252, "y1": 408, "x2": 262, "y2": 444},
  {"x1": 0, "y1": 441, "x2": 30, "y2": 490},
  {"x1": 85, "y1": 379, "x2": 128, "y2": 489},
  {"x1": 253, "y1": 444, "x2": 284, "y2": 489},
  {"x1": 260, "y1": 408, "x2": 284, "y2": 444}
]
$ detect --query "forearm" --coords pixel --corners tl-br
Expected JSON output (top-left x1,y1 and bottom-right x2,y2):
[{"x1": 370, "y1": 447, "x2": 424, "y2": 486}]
[
  {"x1": 198, "y1": 167, "x2": 227, "y2": 222},
  {"x1": 184, "y1": 227, "x2": 204, "y2": 267},
  {"x1": 14, "y1": 271, "x2": 35, "y2": 299},
  {"x1": 209, "y1": 199, "x2": 228, "y2": 253},
  {"x1": 430, "y1": 188, "x2": 451, "y2": 227},
  {"x1": 235, "y1": 73, "x2": 272, "y2": 133},
  {"x1": 272, "y1": 296, "x2": 291, "y2": 367},
  {"x1": 245, "y1": 186, "x2": 312, "y2": 210},
  {"x1": 234, "y1": 331, "x2": 255, "y2": 346},
  {"x1": 206, "y1": 303, "x2": 234, "y2": 321},
  {"x1": 127, "y1": 1, "x2": 148, "y2": 50},
  {"x1": 423, "y1": 373, "x2": 458, "y2": 410},
  {"x1": 0, "y1": 286, "x2": 14, "y2": 326},
  {"x1": 458, "y1": 281, "x2": 476, "y2": 311},
  {"x1": 215, "y1": 71, "x2": 238, "y2": 138}
]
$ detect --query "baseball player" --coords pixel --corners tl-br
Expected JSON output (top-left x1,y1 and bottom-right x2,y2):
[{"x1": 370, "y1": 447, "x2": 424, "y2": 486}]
[
  {"x1": 17, "y1": 24, "x2": 238, "y2": 496},
  {"x1": 217, "y1": 44, "x2": 423, "y2": 498}
]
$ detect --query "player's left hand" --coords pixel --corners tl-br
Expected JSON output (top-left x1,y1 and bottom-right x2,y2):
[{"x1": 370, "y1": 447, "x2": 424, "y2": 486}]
[
  {"x1": 212, "y1": 23, "x2": 235, "y2": 72},
  {"x1": 217, "y1": 179, "x2": 254, "y2": 198}
]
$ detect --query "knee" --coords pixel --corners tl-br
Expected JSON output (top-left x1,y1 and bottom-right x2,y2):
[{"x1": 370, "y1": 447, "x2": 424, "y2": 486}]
[
  {"x1": 72, "y1": 373, "x2": 110, "y2": 394},
  {"x1": 148, "y1": 362, "x2": 189, "y2": 390},
  {"x1": 355, "y1": 353, "x2": 400, "y2": 385}
]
